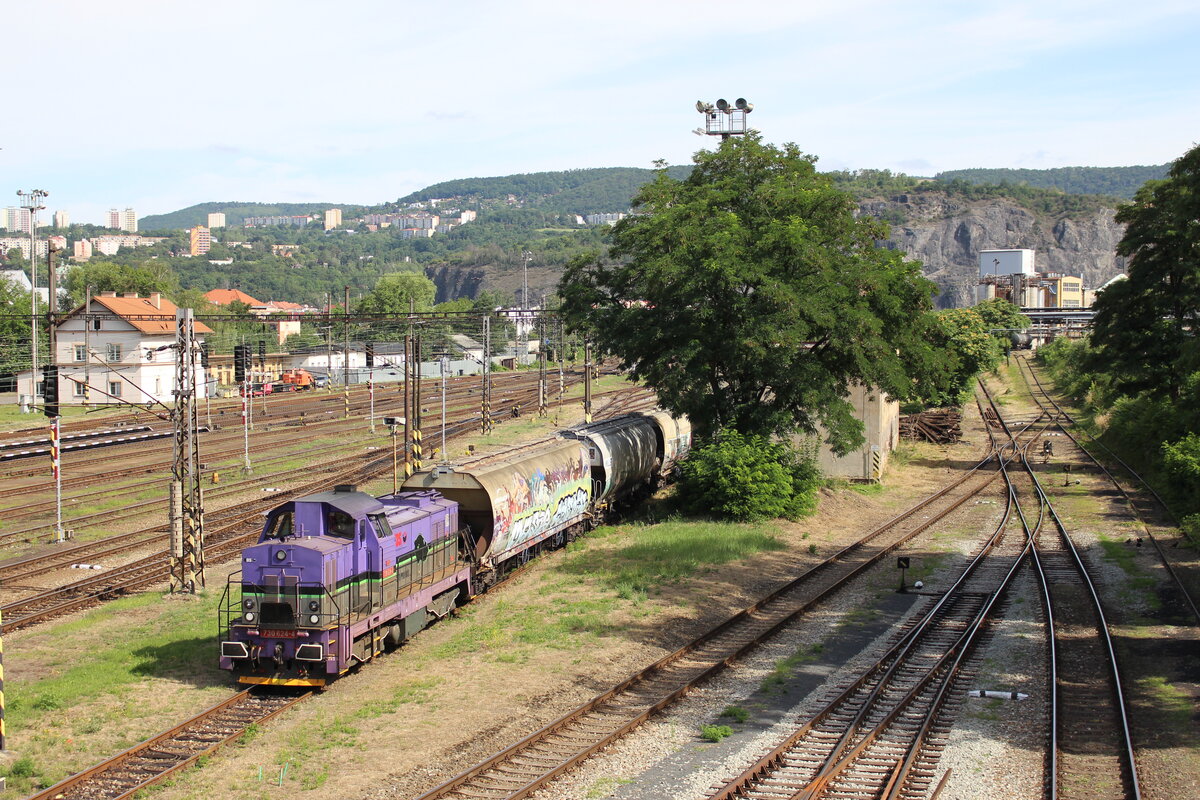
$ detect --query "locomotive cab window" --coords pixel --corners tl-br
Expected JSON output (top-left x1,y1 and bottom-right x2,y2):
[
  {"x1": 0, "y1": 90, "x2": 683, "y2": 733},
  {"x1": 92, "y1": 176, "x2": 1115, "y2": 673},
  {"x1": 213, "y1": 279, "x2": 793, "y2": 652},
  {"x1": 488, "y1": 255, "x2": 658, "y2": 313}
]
[
  {"x1": 326, "y1": 509, "x2": 356, "y2": 539},
  {"x1": 369, "y1": 513, "x2": 391, "y2": 539},
  {"x1": 264, "y1": 510, "x2": 294, "y2": 540}
]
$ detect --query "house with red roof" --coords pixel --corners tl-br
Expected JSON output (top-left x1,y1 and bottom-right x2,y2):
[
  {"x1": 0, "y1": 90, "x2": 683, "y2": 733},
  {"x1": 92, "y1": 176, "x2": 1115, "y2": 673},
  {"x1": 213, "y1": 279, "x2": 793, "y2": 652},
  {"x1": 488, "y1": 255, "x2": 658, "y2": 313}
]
[
  {"x1": 204, "y1": 288, "x2": 262, "y2": 307},
  {"x1": 42, "y1": 292, "x2": 214, "y2": 406}
]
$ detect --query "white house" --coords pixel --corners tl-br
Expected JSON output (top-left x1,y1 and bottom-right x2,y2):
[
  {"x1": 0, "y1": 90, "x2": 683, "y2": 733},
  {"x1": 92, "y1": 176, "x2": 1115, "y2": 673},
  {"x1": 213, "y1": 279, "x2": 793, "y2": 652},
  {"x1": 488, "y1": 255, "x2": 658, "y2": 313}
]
[{"x1": 49, "y1": 292, "x2": 212, "y2": 406}]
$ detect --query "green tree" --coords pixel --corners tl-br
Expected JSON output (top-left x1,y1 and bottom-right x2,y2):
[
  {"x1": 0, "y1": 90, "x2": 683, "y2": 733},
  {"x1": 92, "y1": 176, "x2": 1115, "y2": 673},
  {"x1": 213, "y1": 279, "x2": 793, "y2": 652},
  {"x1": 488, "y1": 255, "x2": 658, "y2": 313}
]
[
  {"x1": 62, "y1": 261, "x2": 179, "y2": 307},
  {"x1": 1091, "y1": 143, "x2": 1200, "y2": 400},
  {"x1": 357, "y1": 271, "x2": 437, "y2": 314},
  {"x1": 559, "y1": 134, "x2": 938, "y2": 450},
  {"x1": 914, "y1": 308, "x2": 998, "y2": 406},
  {"x1": 973, "y1": 299, "x2": 1030, "y2": 343}
]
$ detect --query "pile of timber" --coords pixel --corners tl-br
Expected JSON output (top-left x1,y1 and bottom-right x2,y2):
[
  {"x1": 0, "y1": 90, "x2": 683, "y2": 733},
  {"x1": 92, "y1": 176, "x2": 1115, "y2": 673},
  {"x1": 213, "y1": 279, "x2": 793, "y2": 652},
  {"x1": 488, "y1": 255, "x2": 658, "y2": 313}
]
[{"x1": 900, "y1": 408, "x2": 963, "y2": 443}]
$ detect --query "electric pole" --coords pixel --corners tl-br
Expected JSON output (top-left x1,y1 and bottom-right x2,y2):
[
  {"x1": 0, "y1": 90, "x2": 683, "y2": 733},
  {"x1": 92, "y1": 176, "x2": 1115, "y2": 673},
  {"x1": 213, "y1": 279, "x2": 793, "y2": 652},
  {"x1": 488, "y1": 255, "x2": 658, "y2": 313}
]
[{"x1": 169, "y1": 308, "x2": 205, "y2": 593}]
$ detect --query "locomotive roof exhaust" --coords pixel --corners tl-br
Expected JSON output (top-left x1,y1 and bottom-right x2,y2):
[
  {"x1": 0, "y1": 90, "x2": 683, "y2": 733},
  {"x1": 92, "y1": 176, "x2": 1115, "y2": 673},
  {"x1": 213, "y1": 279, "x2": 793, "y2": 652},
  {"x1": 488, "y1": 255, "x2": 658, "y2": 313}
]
[{"x1": 334, "y1": 484, "x2": 356, "y2": 493}]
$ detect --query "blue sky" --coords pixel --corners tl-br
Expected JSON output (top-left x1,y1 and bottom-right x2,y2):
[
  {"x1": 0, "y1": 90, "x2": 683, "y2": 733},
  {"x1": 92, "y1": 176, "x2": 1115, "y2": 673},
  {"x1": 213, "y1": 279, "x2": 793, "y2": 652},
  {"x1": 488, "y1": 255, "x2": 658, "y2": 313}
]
[{"x1": 4, "y1": 0, "x2": 1197, "y2": 224}]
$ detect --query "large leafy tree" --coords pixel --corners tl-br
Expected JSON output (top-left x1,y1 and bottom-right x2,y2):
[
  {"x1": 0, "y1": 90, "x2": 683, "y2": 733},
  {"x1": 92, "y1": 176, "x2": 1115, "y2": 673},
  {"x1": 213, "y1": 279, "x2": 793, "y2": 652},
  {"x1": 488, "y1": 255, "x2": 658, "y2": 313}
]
[
  {"x1": 356, "y1": 271, "x2": 437, "y2": 314},
  {"x1": 1092, "y1": 143, "x2": 1200, "y2": 400},
  {"x1": 559, "y1": 134, "x2": 938, "y2": 451},
  {"x1": 63, "y1": 261, "x2": 179, "y2": 308}
]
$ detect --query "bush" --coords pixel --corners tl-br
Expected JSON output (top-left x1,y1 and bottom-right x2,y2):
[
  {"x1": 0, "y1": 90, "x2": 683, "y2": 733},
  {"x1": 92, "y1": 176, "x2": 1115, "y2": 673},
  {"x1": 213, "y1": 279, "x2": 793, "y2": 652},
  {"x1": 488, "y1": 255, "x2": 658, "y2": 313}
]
[
  {"x1": 677, "y1": 431, "x2": 821, "y2": 522},
  {"x1": 700, "y1": 724, "x2": 734, "y2": 743}
]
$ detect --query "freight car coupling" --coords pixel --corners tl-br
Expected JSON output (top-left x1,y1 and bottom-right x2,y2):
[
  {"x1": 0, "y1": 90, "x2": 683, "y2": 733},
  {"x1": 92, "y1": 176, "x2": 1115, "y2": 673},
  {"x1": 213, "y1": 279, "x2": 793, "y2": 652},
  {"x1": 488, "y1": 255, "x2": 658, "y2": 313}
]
[{"x1": 219, "y1": 411, "x2": 694, "y2": 687}]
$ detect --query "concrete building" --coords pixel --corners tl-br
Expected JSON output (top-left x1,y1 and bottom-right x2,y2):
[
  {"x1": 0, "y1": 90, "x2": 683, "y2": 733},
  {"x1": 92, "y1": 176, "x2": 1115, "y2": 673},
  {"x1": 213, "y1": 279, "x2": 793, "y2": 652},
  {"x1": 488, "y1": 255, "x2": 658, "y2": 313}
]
[
  {"x1": 585, "y1": 212, "x2": 627, "y2": 226},
  {"x1": 324, "y1": 208, "x2": 343, "y2": 231},
  {"x1": 108, "y1": 208, "x2": 138, "y2": 232},
  {"x1": 0, "y1": 237, "x2": 49, "y2": 260},
  {"x1": 53, "y1": 210, "x2": 70, "y2": 229},
  {"x1": 73, "y1": 239, "x2": 93, "y2": 260},
  {"x1": 798, "y1": 384, "x2": 900, "y2": 482},
  {"x1": 189, "y1": 226, "x2": 211, "y2": 256},
  {"x1": 3, "y1": 207, "x2": 32, "y2": 234},
  {"x1": 1039, "y1": 274, "x2": 1084, "y2": 308},
  {"x1": 208, "y1": 212, "x2": 226, "y2": 229}
]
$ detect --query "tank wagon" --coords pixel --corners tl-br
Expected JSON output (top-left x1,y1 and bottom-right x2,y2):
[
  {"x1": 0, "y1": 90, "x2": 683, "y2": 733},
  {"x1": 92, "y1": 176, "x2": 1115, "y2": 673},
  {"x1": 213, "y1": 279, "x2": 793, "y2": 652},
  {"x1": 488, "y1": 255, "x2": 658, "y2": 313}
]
[{"x1": 219, "y1": 410, "x2": 690, "y2": 686}]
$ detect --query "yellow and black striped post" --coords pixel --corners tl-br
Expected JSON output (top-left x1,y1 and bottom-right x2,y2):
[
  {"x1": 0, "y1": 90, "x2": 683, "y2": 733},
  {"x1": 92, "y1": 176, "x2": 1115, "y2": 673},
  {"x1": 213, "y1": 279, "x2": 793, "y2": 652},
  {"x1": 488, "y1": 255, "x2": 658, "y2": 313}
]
[
  {"x1": 412, "y1": 334, "x2": 423, "y2": 471},
  {"x1": 343, "y1": 387, "x2": 350, "y2": 419},
  {"x1": 1, "y1": 603, "x2": 6, "y2": 751}
]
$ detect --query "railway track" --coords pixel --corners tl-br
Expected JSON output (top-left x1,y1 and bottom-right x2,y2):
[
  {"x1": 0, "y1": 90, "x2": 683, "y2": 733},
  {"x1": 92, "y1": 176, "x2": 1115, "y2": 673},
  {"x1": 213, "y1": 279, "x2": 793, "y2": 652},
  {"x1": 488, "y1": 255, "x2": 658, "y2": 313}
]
[
  {"x1": 0, "y1": 382, "x2": 644, "y2": 632},
  {"x1": 411, "y1": 435, "x2": 1018, "y2": 799},
  {"x1": 27, "y1": 688, "x2": 308, "y2": 800}
]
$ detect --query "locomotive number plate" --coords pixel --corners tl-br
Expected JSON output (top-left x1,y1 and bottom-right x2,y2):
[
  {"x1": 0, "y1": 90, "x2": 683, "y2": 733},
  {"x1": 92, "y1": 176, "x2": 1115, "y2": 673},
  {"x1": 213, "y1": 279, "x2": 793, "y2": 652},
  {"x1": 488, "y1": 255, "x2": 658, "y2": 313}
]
[{"x1": 261, "y1": 629, "x2": 297, "y2": 638}]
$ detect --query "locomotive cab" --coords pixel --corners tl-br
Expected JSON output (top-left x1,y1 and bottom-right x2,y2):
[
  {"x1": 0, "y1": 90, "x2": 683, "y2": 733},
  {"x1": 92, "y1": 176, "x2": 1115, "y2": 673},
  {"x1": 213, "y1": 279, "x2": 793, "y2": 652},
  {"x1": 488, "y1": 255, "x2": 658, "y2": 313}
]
[{"x1": 219, "y1": 485, "x2": 472, "y2": 686}]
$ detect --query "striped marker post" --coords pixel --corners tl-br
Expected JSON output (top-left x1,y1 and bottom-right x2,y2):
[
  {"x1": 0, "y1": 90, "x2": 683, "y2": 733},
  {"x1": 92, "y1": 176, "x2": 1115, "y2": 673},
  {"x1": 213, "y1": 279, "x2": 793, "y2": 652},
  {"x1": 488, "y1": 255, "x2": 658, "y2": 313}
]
[
  {"x1": 1, "y1": 602, "x2": 5, "y2": 751},
  {"x1": 51, "y1": 416, "x2": 64, "y2": 543}
]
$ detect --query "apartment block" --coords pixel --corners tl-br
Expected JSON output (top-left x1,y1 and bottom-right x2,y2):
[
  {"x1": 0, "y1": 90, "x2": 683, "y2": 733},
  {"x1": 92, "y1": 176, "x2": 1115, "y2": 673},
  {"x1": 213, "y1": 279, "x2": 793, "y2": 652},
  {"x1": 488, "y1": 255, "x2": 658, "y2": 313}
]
[
  {"x1": 324, "y1": 208, "x2": 343, "y2": 231},
  {"x1": 108, "y1": 208, "x2": 137, "y2": 232},
  {"x1": 208, "y1": 212, "x2": 226, "y2": 229},
  {"x1": 189, "y1": 226, "x2": 211, "y2": 256}
]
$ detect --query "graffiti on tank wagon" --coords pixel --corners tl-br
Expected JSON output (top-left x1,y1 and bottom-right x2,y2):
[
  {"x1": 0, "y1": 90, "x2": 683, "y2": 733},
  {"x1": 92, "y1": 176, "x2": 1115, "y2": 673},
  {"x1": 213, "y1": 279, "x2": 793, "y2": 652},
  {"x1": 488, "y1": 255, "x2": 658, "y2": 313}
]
[{"x1": 491, "y1": 455, "x2": 591, "y2": 556}]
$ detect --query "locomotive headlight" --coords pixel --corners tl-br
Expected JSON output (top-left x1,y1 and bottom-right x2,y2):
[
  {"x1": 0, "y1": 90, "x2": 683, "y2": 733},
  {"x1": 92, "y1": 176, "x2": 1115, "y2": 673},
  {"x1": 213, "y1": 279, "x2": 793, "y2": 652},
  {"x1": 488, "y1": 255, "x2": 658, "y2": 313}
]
[
  {"x1": 243, "y1": 598, "x2": 256, "y2": 610},
  {"x1": 308, "y1": 600, "x2": 320, "y2": 612},
  {"x1": 244, "y1": 611, "x2": 256, "y2": 622},
  {"x1": 309, "y1": 614, "x2": 320, "y2": 625},
  {"x1": 274, "y1": 550, "x2": 287, "y2": 562}
]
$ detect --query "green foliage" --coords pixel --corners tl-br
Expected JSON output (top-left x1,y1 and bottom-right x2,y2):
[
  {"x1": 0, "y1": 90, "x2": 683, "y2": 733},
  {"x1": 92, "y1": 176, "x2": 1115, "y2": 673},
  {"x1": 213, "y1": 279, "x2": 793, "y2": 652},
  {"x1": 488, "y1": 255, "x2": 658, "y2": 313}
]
[
  {"x1": 560, "y1": 134, "x2": 938, "y2": 446},
  {"x1": 1092, "y1": 145, "x2": 1200, "y2": 401},
  {"x1": 6, "y1": 756, "x2": 38, "y2": 778},
  {"x1": 1162, "y1": 433, "x2": 1200, "y2": 509},
  {"x1": 677, "y1": 430, "x2": 821, "y2": 522},
  {"x1": 356, "y1": 270, "x2": 437, "y2": 314},
  {"x1": 934, "y1": 165, "x2": 1168, "y2": 200},
  {"x1": 973, "y1": 299, "x2": 1030, "y2": 339},
  {"x1": 700, "y1": 724, "x2": 734, "y2": 743},
  {"x1": 720, "y1": 706, "x2": 750, "y2": 723},
  {"x1": 913, "y1": 308, "x2": 999, "y2": 406},
  {"x1": 62, "y1": 261, "x2": 179, "y2": 308}
]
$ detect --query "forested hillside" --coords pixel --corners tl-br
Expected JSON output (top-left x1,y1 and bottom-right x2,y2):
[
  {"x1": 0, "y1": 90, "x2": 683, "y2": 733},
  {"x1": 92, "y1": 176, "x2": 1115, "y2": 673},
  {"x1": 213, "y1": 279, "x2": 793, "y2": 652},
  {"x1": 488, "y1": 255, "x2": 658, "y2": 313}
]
[
  {"x1": 934, "y1": 165, "x2": 1168, "y2": 199},
  {"x1": 394, "y1": 166, "x2": 693, "y2": 214}
]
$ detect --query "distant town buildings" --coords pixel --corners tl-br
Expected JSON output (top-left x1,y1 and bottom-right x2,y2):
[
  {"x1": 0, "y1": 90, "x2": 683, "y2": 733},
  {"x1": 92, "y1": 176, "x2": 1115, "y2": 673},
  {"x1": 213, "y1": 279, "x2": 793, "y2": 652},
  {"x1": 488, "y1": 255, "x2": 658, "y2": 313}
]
[
  {"x1": 73, "y1": 239, "x2": 93, "y2": 260},
  {"x1": 324, "y1": 208, "x2": 342, "y2": 231},
  {"x1": 189, "y1": 225, "x2": 211, "y2": 256},
  {"x1": 585, "y1": 212, "x2": 626, "y2": 226},
  {"x1": 53, "y1": 210, "x2": 70, "y2": 229},
  {"x1": 208, "y1": 212, "x2": 226, "y2": 229},
  {"x1": 244, "y1": 215, "x2": 313, "y2": 228},
  {"x1": 108, "y1": 208, "x2": 138, "y2": 232}
]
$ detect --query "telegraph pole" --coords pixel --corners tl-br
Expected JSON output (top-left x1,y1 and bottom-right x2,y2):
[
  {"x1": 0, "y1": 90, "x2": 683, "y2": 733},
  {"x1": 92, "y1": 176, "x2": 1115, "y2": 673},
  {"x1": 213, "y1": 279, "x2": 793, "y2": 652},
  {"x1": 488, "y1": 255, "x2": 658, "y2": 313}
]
[
  {"x1": 412, "y1": 333, "x2": 423, "y2": 471},
  {"x1": 537, "y1": 316, "x2": 547, "y2": 416},
  {"x1": 403, "y1": 334, "x2": 412, "y2": 479},
  {"x1": 169, "y1": 308, "x2": 205, "y2": 593},
  {"x1": 481, "y1": 313, "x2": 492, "y2": 434}
]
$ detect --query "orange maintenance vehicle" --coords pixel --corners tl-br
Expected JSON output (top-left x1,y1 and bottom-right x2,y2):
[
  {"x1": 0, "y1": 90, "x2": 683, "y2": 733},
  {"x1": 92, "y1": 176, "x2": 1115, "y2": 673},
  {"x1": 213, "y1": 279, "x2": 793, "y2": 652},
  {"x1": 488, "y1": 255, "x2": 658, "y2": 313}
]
[{"x1": 280, "y1": 368, "x2": 315, "y2": 390}]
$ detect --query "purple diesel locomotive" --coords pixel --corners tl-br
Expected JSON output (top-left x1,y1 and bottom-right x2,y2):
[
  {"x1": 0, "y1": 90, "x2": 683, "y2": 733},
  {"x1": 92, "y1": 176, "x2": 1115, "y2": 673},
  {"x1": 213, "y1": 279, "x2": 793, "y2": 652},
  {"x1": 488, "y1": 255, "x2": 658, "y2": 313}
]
[
  {"x1": 218, "y1": 486, "x2": 469, "y2": 686},
  {"x1": 219, "y1": 412, "x2": 691, "y2": 687}
]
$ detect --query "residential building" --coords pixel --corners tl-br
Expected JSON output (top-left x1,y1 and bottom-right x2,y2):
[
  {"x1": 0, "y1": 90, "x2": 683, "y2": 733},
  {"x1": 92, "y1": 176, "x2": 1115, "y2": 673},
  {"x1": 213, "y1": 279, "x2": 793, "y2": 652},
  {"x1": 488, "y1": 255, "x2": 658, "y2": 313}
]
[
  {"x1": 204, "y1": 288, "x2": 262, "y2": 307},
  {"x1": 73, "y1": 239, "x2": 93, "y2": 260},
  {"x1": 108, "y1": 208, "x2": 138, "y2": 232},
  {"x1": 324, "y1": 208, "x2": 343, "y2": 231},
  {"x1": 0, "y1": 237, "x2": 48, "y2": 260},
  {"x1": 53, "y1": 210, "x2": 70, "y2": 229},
  {"x1": 243, "y1": 215, "x2": 312, "y2": 228},
  {"x1": 208, "y1": 212, "x2": 226, "y2": 229},
  {"x1": 3, "y1": 207, "x2": 32, "y2": 234},
  {"x1": 189, "y1": 226, "x2": 211, "y2": 256},
  {"x1": 46, "y1": 292, "x2": 213, "y2": 406}
]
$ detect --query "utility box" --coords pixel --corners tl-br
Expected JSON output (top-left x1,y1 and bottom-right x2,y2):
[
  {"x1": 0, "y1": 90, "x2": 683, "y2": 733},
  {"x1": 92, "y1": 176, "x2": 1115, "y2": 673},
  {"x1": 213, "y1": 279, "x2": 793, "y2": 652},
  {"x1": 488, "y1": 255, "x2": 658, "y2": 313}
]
[{"x1": 979, "y1": 249, "x2": 1036, "y2": 278}]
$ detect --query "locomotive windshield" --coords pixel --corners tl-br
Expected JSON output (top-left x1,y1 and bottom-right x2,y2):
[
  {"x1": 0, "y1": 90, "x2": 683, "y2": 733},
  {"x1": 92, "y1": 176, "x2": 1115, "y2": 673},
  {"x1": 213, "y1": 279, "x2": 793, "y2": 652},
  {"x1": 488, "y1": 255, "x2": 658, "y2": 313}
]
[
  {"x1": 264, "y1": 510, "x2": 294, "y2": 540},
  {"x1": 327, "y1": 509, "x2": 356, "y2": 539}
]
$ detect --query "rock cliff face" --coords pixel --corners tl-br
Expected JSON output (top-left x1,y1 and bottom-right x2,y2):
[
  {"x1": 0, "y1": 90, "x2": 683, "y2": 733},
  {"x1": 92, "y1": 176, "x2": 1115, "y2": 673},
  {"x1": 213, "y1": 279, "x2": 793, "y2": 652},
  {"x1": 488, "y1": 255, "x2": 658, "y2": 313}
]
[
  {"x1": 427, "y1": 264, "x2": 487, "y2": 303},
  {"x1": 862, "y1": 192, "x2": 1128, "y2": 307}
]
